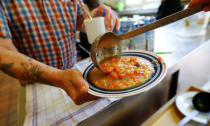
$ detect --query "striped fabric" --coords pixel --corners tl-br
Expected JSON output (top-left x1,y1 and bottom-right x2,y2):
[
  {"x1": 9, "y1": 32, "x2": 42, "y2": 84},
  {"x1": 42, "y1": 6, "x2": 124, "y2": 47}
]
[
  {"x1": 24, "y1": 59, "x2": 119, "y2": 126},
  {"x1": 0, "y1": 0, "x2": 84, "y2": 69}
]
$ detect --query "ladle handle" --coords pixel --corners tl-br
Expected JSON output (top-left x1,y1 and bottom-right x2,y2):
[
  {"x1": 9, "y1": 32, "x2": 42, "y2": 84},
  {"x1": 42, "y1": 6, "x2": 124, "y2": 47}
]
[{"x1": 118, "y1": 5, "x2": 203, "y2": 40}]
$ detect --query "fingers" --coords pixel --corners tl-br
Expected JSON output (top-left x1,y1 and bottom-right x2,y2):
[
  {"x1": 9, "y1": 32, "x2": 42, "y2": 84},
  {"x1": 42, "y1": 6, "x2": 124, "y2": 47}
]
[
  {"x1": 188, "y1": 0, "x2": 210, "y2": 8},
  {"x1": 64, "y1": 81, "x2": 77, "y2": 100},
  {"x1": 104, "y1": 9, "x2": 112, "y2": 31},
  {"x1": 68, "y1": 69, "x2": 100, "y2": 104},
  {"x1": 90, "y1": 6, "x2": 112, "y2": 31},
  {"x1": 63, "y1": 81, "x2": 99, "y2": 105},
  {"x1": 91, "y1": 5, "x2": 120, "y2": 32},
  {"x1": 115, "y1": 18, "x2": 120, "y2": 31},
  {"x1": 102, "y1": 5, "x2": 114, "y2": 31},
  {"x1": 203, "y1": 5, "x2": 210, "y2": 11},
  {"x1": 104, "y1": 9, "x2": 118, "y2": 32},
  {"x1": 60, "y1": 69, "x2": 101, "y2": 105},
  {"x1": 90, "y1": 8, "x2": 99, "y2": 17},
  {"x1": 67, "y1": 69, "x2": 89, "y2": 93},
  {"x1": 188, "y1": 0, "x2": 201, "y2": 8}
]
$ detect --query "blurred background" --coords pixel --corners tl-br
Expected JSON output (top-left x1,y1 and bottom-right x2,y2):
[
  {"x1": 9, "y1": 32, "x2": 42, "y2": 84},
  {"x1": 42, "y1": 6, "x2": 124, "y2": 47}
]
[{"x1": 76, "y1": 0, "x2": 194, "y2": 60}]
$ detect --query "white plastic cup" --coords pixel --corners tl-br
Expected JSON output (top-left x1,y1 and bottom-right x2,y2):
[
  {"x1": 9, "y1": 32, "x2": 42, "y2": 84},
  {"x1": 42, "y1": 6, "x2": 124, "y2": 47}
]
[{"x1": 84, "y1": 17, "x2": 106, "y2": 44}]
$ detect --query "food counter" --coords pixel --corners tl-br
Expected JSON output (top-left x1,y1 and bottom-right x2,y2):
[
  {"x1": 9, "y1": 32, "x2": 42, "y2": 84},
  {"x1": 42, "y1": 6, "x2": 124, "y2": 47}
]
[{"x1": 77, "y1": 23, "x2": 210, "y2": 126}]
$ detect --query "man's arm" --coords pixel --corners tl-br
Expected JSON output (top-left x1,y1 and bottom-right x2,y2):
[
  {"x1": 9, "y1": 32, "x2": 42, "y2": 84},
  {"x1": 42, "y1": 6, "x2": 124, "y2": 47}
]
[
  {"x1": 0, "y1": 37, "x2": 98, "y2": 105},
  {"x1": 0, "y1": 37, "x2": 61, "y2": 84},
  {"x1": 0, "y1": 37, "x2": 18, "y2": 51}
]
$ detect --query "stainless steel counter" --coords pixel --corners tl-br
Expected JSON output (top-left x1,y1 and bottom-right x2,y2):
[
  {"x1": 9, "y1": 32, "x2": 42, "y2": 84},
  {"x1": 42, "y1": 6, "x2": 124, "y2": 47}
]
[{"x1": 78, "y1": 22, "x2": 210, "y2": 126}]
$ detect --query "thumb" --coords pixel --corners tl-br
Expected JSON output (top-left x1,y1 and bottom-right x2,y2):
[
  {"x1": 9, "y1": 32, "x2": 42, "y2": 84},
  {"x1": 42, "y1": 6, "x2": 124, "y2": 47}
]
[{"x1": 69, "y1": 69, "x2": 89, "y2": 93}]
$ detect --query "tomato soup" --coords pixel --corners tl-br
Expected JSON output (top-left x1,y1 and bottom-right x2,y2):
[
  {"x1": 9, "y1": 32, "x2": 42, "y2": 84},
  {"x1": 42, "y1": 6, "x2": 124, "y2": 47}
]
[{"x1": 89, "y1": 56, "x2": 154, "y2": 90}]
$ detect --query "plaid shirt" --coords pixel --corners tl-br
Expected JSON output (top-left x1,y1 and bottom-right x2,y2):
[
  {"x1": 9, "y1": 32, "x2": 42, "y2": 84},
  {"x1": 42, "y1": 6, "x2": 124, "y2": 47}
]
[{"x1": 0, "y1": 0, "x2": 84, "y2": 69}]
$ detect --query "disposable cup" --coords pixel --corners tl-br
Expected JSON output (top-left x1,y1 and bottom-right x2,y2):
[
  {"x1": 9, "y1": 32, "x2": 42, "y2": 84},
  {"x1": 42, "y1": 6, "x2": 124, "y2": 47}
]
[{"x1": 84, "y1": 17, "x2": 106, "y2": 44}]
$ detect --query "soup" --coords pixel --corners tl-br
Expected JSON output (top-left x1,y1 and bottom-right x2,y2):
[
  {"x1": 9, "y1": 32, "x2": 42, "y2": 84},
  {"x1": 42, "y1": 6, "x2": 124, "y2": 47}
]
[{"x1": 89, "y1": 56, "x2": 154, "y2": 90}]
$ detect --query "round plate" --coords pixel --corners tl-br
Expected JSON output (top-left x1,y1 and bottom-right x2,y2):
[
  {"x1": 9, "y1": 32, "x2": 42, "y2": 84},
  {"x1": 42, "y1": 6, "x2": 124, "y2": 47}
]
[
  {"x1": 82, "y1": 50, "x2": 167, "y2": 97},
  {"x1": 175, "y1": 91, "x2": 209, "y2": 124}
]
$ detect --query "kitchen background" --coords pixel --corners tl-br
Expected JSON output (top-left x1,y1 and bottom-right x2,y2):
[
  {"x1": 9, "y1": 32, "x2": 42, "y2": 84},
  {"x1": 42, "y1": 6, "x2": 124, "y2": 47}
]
[{"x1": 76, "y1": 0, "x2": 195, "y2": 60}]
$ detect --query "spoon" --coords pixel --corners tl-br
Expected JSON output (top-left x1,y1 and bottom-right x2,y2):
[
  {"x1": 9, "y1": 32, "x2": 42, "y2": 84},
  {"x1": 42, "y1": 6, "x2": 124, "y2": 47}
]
[
  {"x1": 177, "y1": 92, "x2": 210, "y2": 126},
  {"x1": 193, "y1": 92, "x2": 210, "y2": 113},
  {"x1": 90, "y1": 5, "x2": 202, "y2": 72}
]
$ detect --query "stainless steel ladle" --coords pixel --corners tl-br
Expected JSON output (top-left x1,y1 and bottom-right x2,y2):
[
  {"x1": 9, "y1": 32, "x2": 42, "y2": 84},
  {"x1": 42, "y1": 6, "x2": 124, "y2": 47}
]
[{"x1": 90, "y1": 5, "x2": 202, "y2": 72}]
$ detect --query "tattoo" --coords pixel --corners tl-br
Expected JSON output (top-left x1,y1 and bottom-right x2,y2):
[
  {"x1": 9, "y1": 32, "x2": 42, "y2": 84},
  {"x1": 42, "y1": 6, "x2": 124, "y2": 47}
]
[
  {"x1": 20, "y1": 63, "x2": 52, "y2": 84},
  {"x1": 0, "y1": 58, "x2": 15, "y2": 76},
  {"x1": 0, "y1": 62, "x2": 15, "y2": 76}
]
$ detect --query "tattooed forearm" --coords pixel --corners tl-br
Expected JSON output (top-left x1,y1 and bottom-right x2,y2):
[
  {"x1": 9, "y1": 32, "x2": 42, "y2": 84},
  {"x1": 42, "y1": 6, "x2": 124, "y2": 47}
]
[
  {"x1": 0, "y1": 55, "x2": 53, "y2": 85},
  {"x1": 20, "y1": 62, "x2": 52, "y2": 84}
]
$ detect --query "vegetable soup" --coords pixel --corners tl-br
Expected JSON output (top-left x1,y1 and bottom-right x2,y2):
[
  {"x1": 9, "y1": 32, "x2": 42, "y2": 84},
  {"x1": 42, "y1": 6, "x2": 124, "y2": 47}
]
[{"x1": 89, "y1": 56, "x2": 154, "y2": 90}]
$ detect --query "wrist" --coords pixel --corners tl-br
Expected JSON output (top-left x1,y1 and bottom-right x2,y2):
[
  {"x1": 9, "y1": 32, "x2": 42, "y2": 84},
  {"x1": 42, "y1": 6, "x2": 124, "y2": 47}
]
[{"x1": 44, "y1": 67, "x2": 63, "y2": 87}]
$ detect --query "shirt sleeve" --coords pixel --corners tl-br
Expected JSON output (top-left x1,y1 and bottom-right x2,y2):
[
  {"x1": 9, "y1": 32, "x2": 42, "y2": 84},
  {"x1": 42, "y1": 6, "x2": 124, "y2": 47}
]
[
  {"x1": 0, "y1": 5, "x2": 11, "y2": 37},
  {"x1": 76, "y1": 0, "x2": 85, "y2": 17}
]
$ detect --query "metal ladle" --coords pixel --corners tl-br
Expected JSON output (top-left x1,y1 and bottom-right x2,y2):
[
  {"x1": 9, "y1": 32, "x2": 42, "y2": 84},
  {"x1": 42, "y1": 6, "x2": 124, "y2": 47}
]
[{"x1": 90, "y1": 5, "x2": 202, "y2": 72}]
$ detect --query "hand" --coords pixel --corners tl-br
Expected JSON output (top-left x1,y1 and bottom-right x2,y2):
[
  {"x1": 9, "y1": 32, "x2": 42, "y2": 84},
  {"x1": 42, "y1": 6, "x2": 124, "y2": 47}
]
[
  {"x1": 188, "y1": 0, "x2": 210, "y2": 12},
  {"x1": 91, "y1": 5, "x2": 120, "y2": 32},
  {"x1": 55, "y1": 69, "x2": 99, "y2": 105}
]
